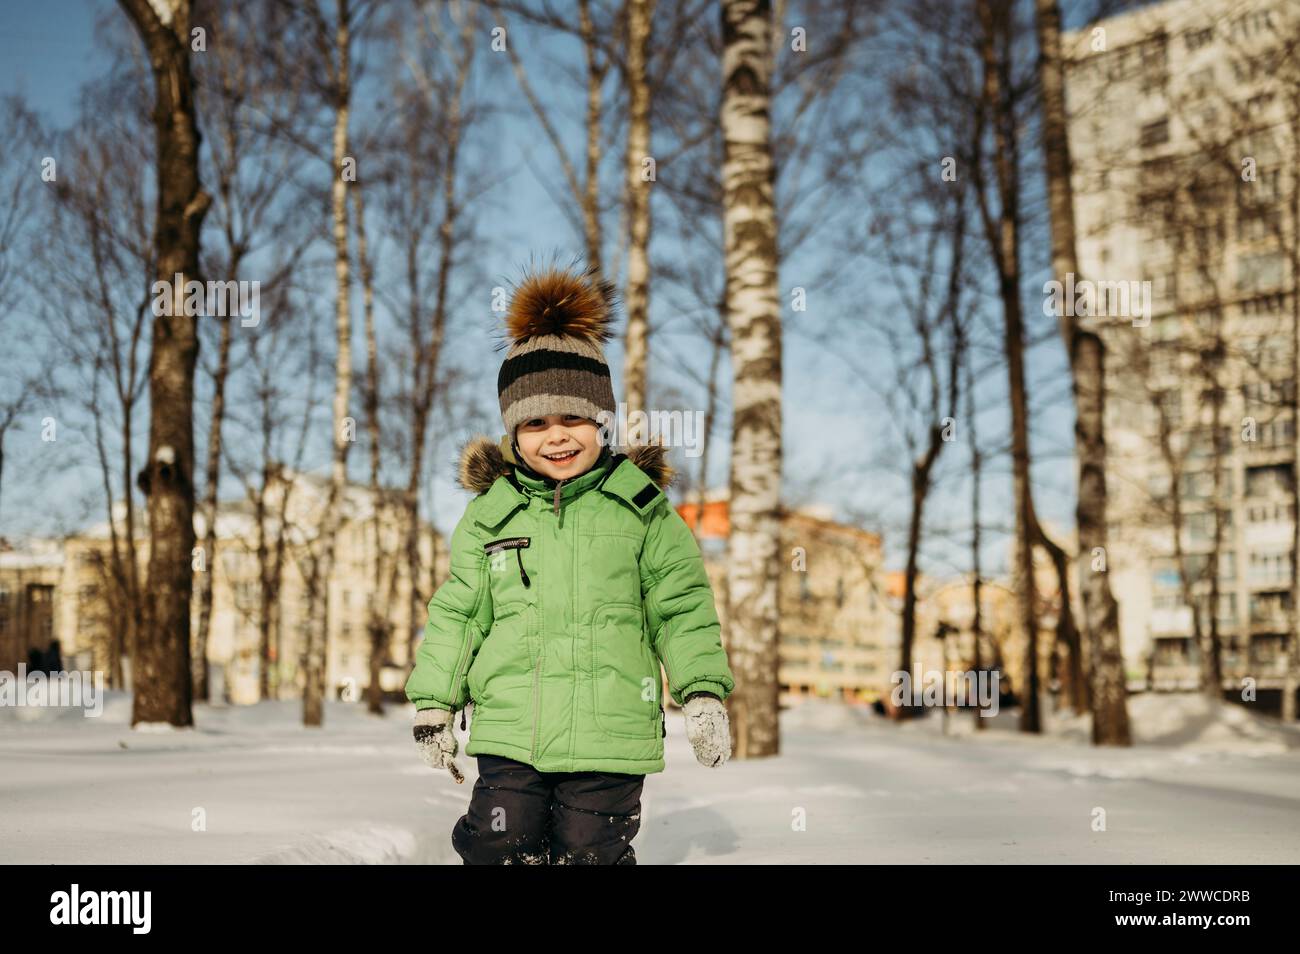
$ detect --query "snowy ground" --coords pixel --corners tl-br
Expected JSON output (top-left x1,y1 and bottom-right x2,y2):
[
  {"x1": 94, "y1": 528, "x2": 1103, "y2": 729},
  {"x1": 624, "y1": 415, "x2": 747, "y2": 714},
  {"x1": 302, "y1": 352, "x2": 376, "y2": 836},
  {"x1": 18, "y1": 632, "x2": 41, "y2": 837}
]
[{"x1": 1, "y1": 690, "x2": 1298, "y2": 863}]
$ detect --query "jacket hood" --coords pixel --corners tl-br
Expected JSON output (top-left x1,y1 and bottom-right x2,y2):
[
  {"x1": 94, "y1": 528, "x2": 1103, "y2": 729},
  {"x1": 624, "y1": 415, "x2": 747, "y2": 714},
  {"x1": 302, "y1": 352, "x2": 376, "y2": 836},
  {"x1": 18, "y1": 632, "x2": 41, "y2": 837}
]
[{"x1": 457, "y1": 434, "x2": 675, "y2": 496}]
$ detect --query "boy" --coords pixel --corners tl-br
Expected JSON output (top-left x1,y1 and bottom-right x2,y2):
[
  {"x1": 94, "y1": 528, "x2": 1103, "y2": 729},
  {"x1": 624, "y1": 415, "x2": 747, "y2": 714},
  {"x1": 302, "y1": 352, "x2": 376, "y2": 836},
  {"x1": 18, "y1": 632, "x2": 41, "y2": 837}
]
[{"x1": 406, "y1": 262, "x2": 735, "y2": 865}]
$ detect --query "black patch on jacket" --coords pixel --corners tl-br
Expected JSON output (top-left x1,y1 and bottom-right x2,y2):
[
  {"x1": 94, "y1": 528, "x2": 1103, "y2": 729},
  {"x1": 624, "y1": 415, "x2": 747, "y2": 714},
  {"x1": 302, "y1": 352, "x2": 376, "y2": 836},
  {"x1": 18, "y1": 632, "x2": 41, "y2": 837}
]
[{"x1": 632, "y1": 483, "x2": 658, "y2": 508}]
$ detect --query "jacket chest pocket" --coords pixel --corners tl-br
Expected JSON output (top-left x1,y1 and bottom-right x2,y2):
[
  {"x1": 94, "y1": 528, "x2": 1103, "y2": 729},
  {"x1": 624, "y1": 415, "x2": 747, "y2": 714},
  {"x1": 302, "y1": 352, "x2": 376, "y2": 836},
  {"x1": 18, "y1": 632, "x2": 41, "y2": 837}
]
[
  {"x1": 484, "y1": 535, "x2": 533, "y2": 605},
  {"x1": 468, "y1": 603, "x2": 536, "y2": 726},
  {"x1": 591, "y1": 601, "x2": 660, "y2": 739}
]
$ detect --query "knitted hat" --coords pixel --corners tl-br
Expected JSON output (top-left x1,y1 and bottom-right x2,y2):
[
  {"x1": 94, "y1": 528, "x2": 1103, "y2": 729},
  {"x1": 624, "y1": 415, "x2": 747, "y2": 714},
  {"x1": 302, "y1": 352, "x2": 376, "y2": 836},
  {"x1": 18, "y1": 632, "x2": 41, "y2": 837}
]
[{"x1": 497, "y1": 262, "x2": 618, "y2": 440}]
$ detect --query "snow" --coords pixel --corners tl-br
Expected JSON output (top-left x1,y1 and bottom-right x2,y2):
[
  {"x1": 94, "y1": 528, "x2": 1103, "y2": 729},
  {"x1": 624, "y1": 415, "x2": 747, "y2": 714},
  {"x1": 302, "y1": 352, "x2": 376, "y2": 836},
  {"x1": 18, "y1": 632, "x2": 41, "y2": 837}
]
[{"x1": 1, "y1": 690, "x2": 1298, "y2": 863}]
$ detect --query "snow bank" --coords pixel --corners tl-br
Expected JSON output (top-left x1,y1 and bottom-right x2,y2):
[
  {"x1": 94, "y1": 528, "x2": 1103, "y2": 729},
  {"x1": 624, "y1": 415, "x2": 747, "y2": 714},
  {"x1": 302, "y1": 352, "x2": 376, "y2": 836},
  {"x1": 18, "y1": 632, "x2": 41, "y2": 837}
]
[{"x1": 1037, "y1": 692, "x2": 1300, "y2": 756}]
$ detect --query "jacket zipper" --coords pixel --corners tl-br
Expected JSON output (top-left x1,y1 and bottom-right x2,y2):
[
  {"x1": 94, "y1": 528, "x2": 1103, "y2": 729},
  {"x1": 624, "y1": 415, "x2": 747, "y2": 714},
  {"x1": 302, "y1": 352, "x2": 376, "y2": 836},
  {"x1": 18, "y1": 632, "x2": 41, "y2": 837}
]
[
  {"x1": 450, "y1": 618, "x2": 477, "y2": 707},
  {"x1": 529, "y1": 637, "x2": 542, "y2": 763},
  {"x1": 530, "y1": 496, "x2": 545, "y2": 763},
  {"x1": 652, "y1": 622, "x2": 663, "y2": 732},
  {"x1": 448, "y1": 559, "x2": 485, "y2": 729}
]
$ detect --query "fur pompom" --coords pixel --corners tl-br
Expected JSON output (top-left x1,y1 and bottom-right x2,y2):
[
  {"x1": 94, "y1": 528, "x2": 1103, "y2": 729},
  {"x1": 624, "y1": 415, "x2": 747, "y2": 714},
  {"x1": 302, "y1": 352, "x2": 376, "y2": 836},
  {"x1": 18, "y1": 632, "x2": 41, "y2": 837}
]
[{"x1": 505, "y1": 263, "x2": 617, "y2": 345}]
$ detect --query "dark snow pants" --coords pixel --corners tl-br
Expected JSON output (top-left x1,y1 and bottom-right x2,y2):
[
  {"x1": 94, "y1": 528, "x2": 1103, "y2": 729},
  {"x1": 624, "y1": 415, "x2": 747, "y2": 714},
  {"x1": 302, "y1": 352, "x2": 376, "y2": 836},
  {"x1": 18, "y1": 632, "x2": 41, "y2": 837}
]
[{"x1": 451, "y1": 754, "x2": 644, "y2": 865}]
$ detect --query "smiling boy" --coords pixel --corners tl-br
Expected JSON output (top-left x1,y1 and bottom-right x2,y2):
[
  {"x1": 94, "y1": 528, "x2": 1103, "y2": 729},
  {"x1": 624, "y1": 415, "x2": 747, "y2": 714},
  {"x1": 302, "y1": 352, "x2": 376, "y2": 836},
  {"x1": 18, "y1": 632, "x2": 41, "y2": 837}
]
[{"x1": 405, "y1": 262, "x2": 735, "y2": 864}]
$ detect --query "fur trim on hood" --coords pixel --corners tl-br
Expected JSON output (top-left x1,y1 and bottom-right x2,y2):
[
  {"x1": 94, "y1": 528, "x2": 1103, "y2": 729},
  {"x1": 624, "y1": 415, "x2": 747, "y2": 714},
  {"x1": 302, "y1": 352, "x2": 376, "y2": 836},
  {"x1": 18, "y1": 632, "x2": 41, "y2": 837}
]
[{"x1": 456, "y1": 434, "x2": 674, "y2": 496}]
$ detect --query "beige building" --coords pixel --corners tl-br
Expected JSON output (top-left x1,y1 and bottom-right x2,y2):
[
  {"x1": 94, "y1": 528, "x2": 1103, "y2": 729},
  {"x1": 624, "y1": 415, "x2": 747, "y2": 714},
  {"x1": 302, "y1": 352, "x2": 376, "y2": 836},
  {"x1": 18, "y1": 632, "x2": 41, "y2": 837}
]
[
  {"x1": 0, "y1": 469, "x2": 442, "y2": 706},
  {"x1": 909, "y1": 536, "x2": 1078, "y2": 708},
  {"x1": 679, "y1": 493, "x2": 895, "y2": 706},
  {"x1": 0, "y1": 540, "x2": 62, "y2": 673},
  {"x1": 1064, "y1": 0, "x2": 1299, "y2": 695}
]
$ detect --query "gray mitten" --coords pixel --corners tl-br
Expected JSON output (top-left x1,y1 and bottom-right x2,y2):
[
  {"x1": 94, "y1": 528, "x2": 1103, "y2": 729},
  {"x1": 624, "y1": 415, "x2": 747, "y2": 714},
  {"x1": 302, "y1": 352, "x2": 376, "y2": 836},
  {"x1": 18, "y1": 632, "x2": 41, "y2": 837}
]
[
  {"x1": 413, "y1": 707, "x2": 464, "y2": 783},
  {"x1": 683, "y1": 692, "x2": 731, "y2": 767}
]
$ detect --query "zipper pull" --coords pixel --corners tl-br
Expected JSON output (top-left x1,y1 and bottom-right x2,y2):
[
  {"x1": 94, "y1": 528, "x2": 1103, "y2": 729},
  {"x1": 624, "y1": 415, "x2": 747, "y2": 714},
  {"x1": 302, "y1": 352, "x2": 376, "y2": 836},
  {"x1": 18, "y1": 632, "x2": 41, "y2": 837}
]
[
  {"x1": 516, "y1": 547, "x2": 531, "y2": 587},
  {"x1": 553, "y1": 477, "x2": 565, "y2": 515},
  {"x1": 460, "y1": 705, "x2": 467, "y2": 731}
]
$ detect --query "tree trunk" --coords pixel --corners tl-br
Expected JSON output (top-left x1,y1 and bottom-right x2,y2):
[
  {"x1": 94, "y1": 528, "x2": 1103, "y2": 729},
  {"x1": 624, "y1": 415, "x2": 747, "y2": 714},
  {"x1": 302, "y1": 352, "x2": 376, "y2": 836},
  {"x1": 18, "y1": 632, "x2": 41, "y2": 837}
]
[
  {"x1": 691, "y1": 324, "x2": 723, "y2": 544},
  {"x1": 721, "y1": 0, "x2": 782, "y2": 759},
  {"x1": 1033, "y1": 0, "x2": 1130, "y2": 744},
  {"x1": 1202, "y1": 352, "x2": 1225, "y2": 700},
  {"x1": 967, "y1": 353, "x2": 986, "y2": 730},
  {"x1": 621, "y1": 0, "x2": 655, "y2": 437},
  {"x1": 193, "y1": 314, "x2": 231, "y2": 704},
  {"x1": 977, "y1": 0, "x2": 1040, "y2": 733},
  {"x1": 119, "y1": 0, "x2": 210, "y2": 728},
  {"x1": 1028, "y1": 506, "x2": 1087, "y2": 714},
  {"x1": 579, "y1": 0, "x2": 605, "y2": 274},
  {"x1": 1152, "y1": 400, "x2": 1208, "y2": 702},
  {"x1": 1285, "y1": 112, "x2": 1300, "y2": 722},
  {"x1": 355, "y1": 179, "x2": 388, "y2": 717},
  {"x1": 899, "y1": 446, "x2": 938, "y2": 703},
  {"x1": 305, "y1": 0, "x2": 354, "y2": 728}
]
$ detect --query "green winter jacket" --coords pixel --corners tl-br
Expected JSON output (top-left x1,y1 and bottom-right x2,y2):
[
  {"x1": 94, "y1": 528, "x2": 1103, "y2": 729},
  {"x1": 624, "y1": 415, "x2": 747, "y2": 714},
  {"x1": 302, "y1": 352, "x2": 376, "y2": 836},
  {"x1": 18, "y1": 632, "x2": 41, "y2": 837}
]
[{"x1": 405, "y1": 434, "x2": 735, "y2": 774}]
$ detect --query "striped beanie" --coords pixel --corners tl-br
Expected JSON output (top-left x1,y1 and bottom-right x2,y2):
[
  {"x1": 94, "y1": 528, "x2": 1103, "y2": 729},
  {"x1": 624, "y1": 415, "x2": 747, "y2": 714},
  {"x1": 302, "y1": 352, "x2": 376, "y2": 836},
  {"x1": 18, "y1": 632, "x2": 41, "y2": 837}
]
[{"x1": 497, "y1": 262, "x2": 618, "y2": 440}]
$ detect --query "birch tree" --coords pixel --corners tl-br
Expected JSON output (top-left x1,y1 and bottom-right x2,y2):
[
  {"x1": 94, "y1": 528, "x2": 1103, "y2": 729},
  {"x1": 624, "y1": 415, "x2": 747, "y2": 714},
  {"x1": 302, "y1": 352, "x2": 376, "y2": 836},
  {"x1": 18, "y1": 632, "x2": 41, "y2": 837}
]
[
  {"x1": 1034, "y1": 0, "x2": 1130, "y2": 742},
  {"x1": 721, "y1": 0, "x2": 782, "y2": 758}
]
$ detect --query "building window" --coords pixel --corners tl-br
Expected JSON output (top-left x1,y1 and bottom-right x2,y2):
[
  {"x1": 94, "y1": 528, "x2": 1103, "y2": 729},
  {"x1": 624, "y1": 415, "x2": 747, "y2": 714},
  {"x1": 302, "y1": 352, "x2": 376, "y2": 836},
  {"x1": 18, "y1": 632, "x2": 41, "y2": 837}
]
[
  {"x1": 1187, "y1": 65, "x2": 1214, "y2": 90},
  {"x1": 1155, "y1": 389, "x2": 1182, "y2": 428},
  {"x1": 1244, "y1": 463, "x2": 1293, "y2": 498},
  {"x1": 1140, "y1": 118, "x2": 1170, "y2": 148},
  {"x1": 1249, "y1": 589, "x2": 1292, "y2": 622},
  {"x1": 1183, "y1": 510, "x2": 1232, "y2": 543},
  {"x1": 1241, "y1": 377, "x2": 1296, "y2": 414},
  {"x1": 1151, "y1": 559, "x2": 1182, "y2": 590},
  {"x1": 1248, "y1": 553, "x2": 1291, "y2": 587},
  {"x1": 1217, "y1": 593, "x2": 1237, "y2": 624},
  {"x1": 1237, "y1": 251, "x2": 1285, "y2": 294},
  {"x1": 1239, "y1": 169, "x2": 1283, "y2": 208},
  {"x1": 1184, "y1": 26, "x2": 1213, "y2": 52},
  {"x1": 1246, "y1": 501, "x2": 1295, "y2": 524}
]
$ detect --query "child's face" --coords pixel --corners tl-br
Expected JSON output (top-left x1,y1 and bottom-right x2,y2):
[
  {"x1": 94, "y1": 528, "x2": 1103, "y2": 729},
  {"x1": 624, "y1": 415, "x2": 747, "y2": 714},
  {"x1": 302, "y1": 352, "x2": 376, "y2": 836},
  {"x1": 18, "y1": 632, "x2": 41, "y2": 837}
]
[{"x1": 515, "y1": 415, "x2": 602, "y2": 479}]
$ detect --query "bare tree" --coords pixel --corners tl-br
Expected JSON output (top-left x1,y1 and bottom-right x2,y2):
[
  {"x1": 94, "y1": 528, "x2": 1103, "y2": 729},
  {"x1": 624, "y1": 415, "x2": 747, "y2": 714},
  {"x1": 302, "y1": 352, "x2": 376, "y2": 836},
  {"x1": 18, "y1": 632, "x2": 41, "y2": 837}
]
[
  {"x1": 971, "y1": 0, "x2": 1045, "y2": 733},
  {"x1": 190, "y1": 0, "x2": 316, "y2": 703},
  {"x1": 368, "y1": 0, "x2": 488, "y2": 711},
  {"x1": 42, "y1": 93, "x2": 153, "y2": 688},
  {"x1": 220, "y1": 277, "x2": 325, "y2": 702},
  {"x1": 286, "y1": 0, "x2": 374, "y2": 727},
  {"x1": 721, "y1": 0, "x2": 782, "y2": 759},
  {"x1": 0, "y1": 99, "x2": 61, "y2": 531},
  {"x1": 116, "y1": 0, "x2": 212, "y2": 727},
  {"x1": 621, "y1": 0, "x2": 656, "y2": 433},
  {"x1": 1034, "y1": 0, "x2": 1130, "y2": 741}
]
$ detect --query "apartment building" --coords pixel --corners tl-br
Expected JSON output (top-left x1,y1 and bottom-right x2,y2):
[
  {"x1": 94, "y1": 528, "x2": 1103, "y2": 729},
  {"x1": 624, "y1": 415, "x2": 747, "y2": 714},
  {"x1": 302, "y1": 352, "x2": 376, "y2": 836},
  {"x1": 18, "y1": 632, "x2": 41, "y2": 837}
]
[
  {"x1": 1063, "y1": 0, "x2": 1299, "y2": 696},
  {"x1": 678, "y1": 493, "x2": 895, "y2": 706},
  {"x1": 0, "y1": 469, "x2": 441, "y2": 705}
]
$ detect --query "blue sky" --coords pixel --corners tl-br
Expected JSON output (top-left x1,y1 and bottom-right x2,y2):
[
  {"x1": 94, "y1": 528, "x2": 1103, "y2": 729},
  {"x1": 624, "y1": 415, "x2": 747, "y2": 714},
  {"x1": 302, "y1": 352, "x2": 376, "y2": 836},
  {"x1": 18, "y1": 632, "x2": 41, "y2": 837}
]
[{"x1": 0, "y1": 0, "x2": 1090, "y2": 583}]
